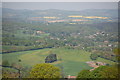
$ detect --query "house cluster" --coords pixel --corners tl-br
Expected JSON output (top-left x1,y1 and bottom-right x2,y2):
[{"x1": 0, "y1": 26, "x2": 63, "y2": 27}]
[
  {"x1": 86, "y1": 61, "x2": 107, "y2": 71},
  {"x1": 67, "y1": 75, "x2": 76, "y2": 79},
  {"x1": 49, "y1": 37, "x2": 60, "y2": 40},
  {"x1": 85, "y1": 31, "x2": 107, "y2": 39},
  {"x1": 66, "y1": 61, "x2": 107, "y2": 79},
  {"x1": 47, "y1": 20, "x2": 66, "y2": 23},
  {"x1": 70, "y1": 32, "x2": 81, "y2": 38},
  {"x1": 36, "y1": 31, "x2": 45, "y2": 34}
]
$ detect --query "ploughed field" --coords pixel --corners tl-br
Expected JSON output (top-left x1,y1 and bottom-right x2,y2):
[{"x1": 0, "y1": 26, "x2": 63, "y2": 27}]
[{"x1": 2, "y1": 48, "x2": 116, "y2": 76}]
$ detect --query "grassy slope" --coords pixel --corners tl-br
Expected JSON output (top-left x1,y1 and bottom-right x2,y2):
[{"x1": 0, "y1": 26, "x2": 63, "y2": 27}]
[{"x1": 2, "y1": 48, "x2": 116, "y2": 76}]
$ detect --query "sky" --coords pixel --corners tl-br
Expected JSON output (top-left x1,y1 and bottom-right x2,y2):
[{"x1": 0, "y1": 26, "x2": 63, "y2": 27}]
[
  {"x1": 2, "y1": 0, "x2": 120, "y2": 2},
  {"x1": 2, "y1": 2, "x2": 118, "y2": 11}
]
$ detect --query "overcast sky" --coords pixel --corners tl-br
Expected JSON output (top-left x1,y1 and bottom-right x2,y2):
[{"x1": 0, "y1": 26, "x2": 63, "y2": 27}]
[
  {"x1": 2, "y1": 0, "x2": 119, "y2": 2},
  {"x1": 2, "y1": 2, "x2": 118, "y2": 11}
]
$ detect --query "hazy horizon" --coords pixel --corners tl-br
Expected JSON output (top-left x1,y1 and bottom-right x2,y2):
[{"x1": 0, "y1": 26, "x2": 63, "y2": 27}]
[{"x1": 2, "y1": 2, "x2": 118, "y2": 11}]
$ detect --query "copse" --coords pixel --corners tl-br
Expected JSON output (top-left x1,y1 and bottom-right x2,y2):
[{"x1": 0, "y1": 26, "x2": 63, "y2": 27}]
[
  {"x1": 29, "y1": 63, "x2": 61, "y2": 79},
  {"x1": 45, "y1": 54, "x2": 57, "y2": 63},
  {"x1": 77, "y1": 66, "x2": 119, "y2": 79},
  {"x1": 100, "y1": 66, "x2": 119, "y2": 78},
  {"x1": 89, "y1": 66, "x2": 108, "y2": 78},
  {"x1": 76, "y1": 70, "x2": 91, "y2": 79},
  {"x1": 90, "y1": 53, "x2": 98, "y2": 60}
]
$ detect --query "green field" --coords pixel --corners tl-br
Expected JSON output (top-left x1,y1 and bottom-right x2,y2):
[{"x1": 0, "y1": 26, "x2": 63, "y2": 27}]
[{"x1": 2, "y1": 48, "x2": 116, "y2": 76}]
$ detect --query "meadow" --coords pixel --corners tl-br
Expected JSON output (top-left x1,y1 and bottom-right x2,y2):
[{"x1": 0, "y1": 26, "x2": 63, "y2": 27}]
[{"x1": 2, "y1": 48, "x2": 116, "y2": 76}]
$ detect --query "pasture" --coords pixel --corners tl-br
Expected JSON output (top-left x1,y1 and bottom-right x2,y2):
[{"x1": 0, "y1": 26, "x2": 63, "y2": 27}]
[{"x1": 2, "y1": 48, "x2": 116, "y2": 76}]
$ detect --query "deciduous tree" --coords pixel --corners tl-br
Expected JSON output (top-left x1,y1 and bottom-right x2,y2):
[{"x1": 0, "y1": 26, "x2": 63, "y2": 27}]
[{"x1": 29, "y1": 63, "x2": 61, "y2": 79}]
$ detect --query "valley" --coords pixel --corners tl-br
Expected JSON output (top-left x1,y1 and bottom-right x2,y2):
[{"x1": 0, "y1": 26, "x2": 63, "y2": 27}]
[{"x1": 1, "y1": 8, "x2": 118, "y2": 78}]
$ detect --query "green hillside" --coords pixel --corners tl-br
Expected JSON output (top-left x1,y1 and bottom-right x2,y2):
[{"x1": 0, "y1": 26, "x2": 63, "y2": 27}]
[
  {"x1": 2, "y1": 8, "x2": 118, "y2": 78},
  {"x1": 2, "y1": 48, "x2": 116, "y2": 76}
]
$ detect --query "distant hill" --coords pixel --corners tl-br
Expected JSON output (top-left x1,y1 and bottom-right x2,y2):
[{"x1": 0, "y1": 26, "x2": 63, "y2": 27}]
[{"x1": 2, "y1": 8, "x2": 117, "y2": 18}]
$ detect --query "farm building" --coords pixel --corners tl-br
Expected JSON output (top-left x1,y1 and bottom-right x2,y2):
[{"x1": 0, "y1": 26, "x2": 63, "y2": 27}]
[{"x1": 67, "y1": 75, "x2": 76, "y2": 79}]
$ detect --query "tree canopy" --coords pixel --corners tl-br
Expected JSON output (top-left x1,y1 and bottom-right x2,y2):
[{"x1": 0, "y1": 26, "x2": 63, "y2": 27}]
[
  {"x1": 90, "y1": 53, "x2": 98, "y2": 60},
  {"x1": 76, "y1": 66, "x2": 119, "y2": 79},
  {"x1": 29, "y1": 63, "x2": 61, "y2": 79},
  {"x1": 76, "y1": 70, "x2": 90, "y2": 79}
]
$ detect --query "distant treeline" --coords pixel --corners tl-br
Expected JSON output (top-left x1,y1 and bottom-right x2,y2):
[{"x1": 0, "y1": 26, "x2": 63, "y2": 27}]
[{"x1": 1, "y1": 46, "x2": 53, "y2": 54}]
